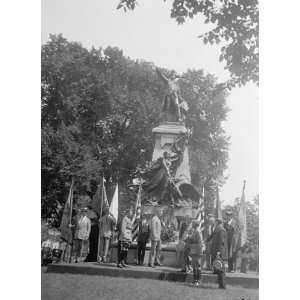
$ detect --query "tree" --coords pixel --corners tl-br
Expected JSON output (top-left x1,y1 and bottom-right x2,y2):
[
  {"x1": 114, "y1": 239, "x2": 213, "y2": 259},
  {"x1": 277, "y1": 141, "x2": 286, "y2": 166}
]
[
  {"x1": 117, "y1": 0, "x2": 258, "y2": 88},
  {"x1": 42, "y1": 34, "x2": 229, "y2": 222}
]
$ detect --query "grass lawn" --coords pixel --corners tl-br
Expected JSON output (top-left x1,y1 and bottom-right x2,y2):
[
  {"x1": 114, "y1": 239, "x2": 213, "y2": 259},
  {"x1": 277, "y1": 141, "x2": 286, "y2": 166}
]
[{"x1": 42, "y1": 272, "x2": 258, "y2": 300}]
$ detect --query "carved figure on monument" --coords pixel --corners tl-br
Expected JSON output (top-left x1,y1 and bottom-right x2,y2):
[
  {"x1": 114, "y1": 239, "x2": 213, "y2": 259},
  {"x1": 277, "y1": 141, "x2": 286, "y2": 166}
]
[
  {"x1": 156, "y1": 68, "x2": 189, "y2": 123},
  {"x1": 141, "y1": 132, "x2": 199, "y2": 207}
]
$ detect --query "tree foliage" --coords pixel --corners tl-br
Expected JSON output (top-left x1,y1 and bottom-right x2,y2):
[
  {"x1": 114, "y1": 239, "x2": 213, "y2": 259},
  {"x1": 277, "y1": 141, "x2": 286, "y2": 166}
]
[
  {"x1": 41, "y1": 34, "x2": 229, "y2": 220},
  {"x1": 117, "y1": 0, "x2": 259, "y2": 87}
]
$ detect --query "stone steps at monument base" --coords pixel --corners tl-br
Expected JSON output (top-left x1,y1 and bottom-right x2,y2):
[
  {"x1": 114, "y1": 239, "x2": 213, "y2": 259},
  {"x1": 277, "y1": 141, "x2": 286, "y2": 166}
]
[{"x1": 47, "y1": 262, "x2": 259, "y2": 289}]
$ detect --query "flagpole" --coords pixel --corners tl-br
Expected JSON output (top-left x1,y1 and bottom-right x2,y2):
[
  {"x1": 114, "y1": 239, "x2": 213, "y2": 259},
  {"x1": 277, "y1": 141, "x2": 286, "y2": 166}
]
[
  {"x1": 68, "y1": 177, "x2": 74, "y2": 263},
  {"x1": 242, "y1": 180, "x2": 246, "y2": 194},
  {"x1": 69, "y1": 177, "x2": 74, "y2": 226},
  {"x1": 97, "y1": 176, "x2": 104, "y2": 263}
]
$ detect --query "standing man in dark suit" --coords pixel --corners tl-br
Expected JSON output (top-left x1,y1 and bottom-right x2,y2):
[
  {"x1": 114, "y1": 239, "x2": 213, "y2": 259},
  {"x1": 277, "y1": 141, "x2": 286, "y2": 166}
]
[
  {"x1": 210, "y1": 218, "x2": 228, "y2": 289},
  {"x1": 224, "y1": 210, "x2": 239, "y2": 272}
]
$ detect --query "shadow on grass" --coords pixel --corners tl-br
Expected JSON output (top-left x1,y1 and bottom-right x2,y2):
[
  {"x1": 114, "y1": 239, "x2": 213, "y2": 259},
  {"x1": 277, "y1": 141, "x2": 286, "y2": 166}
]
[{"x1": 180, "y1": 282, "x2": 221, "y2": 290}]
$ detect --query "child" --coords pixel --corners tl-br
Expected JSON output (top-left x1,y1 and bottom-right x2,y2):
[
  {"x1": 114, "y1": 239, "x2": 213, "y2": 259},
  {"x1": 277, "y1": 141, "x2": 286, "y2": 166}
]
[{"x1": 186, "y1": 220, "x2": 205, "y2": 286}]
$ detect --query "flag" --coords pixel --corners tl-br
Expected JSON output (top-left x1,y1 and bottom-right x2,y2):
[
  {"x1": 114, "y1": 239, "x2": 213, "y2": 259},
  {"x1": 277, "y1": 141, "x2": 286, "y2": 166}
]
[
  {"x1": 215, "y1": 186, "x2": 222, "y2": 220},
  {"x1": 102, "y1": 178, "x2": 109, "y2": 209},
  {"x1": 60, "y1": 178, "x2": 74, "y2": 244},
  {"x1": 132, "y1": 184, "x2": 142, "y2": 241},
  {"x1": 238, "y1": 180, "x2": 247, "y2": 246},
  {"x1": 109, "y1": 184, "x2": 119, "y2": 223},
  {"x1": 196, "y1": 185, "x2": 205, "y2": 234},
  {"x1": 91, "y1": 177, "x2": 109, "y2": 216}
]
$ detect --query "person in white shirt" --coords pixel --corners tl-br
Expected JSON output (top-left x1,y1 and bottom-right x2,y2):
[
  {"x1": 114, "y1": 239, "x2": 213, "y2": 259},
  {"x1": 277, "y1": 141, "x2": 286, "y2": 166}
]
[
  {"x1": 148, "y1": 208, "x2": 163, "y2": 268},
  {"x1": 73, "y1": 207, "x2": 91, "y2": 263}
]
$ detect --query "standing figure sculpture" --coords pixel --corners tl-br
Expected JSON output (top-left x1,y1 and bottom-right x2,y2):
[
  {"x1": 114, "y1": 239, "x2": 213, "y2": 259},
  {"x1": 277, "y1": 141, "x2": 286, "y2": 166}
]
[{"x1": 156, "y1": 68, "x2": 188, "y2": 123}]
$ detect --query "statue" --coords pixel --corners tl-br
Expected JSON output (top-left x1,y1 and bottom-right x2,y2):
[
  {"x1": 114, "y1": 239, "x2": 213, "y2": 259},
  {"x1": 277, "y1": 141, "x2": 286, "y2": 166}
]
[
  {"x1": 156, "y1": 68, "x2": 188, "y2": 123},
  {"x1": 142, "y1": 132, "x2": 199, "y2": 207}
]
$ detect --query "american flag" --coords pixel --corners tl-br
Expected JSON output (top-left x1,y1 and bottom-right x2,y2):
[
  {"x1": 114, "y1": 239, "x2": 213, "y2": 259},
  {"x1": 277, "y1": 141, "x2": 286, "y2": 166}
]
[
  {"x1": 196, "y1": 185, "x2": 206, "y2": 234},
  {"x1": 132, "y1": 184, "x2": 142, "y2": 241},
  {"x1": 102, "y1": 177, "x2": 109, "y2": 209}
]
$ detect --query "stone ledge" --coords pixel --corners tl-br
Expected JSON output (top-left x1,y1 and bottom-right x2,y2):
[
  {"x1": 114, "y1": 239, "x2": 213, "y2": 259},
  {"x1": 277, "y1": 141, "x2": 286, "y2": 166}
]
[
  {"x1": 152, "y1": 122, "x2": 187, "y2": 134},
  {"x1": 47, "y1": 263, "x2": 259, "y2": 289}
]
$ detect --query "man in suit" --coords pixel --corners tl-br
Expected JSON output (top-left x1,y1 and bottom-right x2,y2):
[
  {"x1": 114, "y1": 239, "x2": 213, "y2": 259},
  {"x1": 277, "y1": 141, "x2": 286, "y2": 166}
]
[
  {"x1": 148, "y1": 208, "x2": 163, "y2": 268},
  {"x1": 205, "y1": 215, "x2": 215, "y2": 270},
  {"x1": 136, "y1": 214, "x2": 150, "y2": 265},
  {"x1": 210, "y1": 218, "x2": 228, "y2": 289},
  {"x1": 224, "y1": 210, "x2": 239, "y2": 272}
]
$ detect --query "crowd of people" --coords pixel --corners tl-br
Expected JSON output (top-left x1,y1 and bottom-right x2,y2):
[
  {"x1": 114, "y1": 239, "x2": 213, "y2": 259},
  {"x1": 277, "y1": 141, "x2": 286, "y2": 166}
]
[{"x1": 42, "y1": 206, "x2": 258, "y2": 289}]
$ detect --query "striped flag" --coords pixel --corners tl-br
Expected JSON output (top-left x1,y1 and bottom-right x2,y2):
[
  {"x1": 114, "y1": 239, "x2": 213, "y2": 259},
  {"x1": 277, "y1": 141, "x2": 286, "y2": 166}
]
[
  {"x1": 215, "y1": 186, "x2": 222, "y2": 220},
  {"x1": 132, "y1": 184, "x2": 142, "y2": 241},
  {"x1": 196, "y1": 185, "x2": 206, "y2": 234},
  {"x1": 102, "y1": 178, "x2": 109, "y2": 209},
  {"x1": 238, "y1": 180, "x2": 247, "y2": 246},
  {"x1": 60, "y1": 178, "x2": 74, "y2": 244}
]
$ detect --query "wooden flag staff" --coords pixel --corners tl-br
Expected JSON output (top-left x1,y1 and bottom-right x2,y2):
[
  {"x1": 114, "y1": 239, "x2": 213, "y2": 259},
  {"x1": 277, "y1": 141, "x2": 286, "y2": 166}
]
[{"x1": 96, "y1": 177, "x2": 105, "y2": 262}]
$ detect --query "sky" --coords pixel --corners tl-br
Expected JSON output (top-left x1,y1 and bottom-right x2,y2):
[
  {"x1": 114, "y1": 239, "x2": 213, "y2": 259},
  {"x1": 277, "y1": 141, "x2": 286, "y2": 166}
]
[{"x1": 41, "y1": 0, "x2": 258, "y2": 204}]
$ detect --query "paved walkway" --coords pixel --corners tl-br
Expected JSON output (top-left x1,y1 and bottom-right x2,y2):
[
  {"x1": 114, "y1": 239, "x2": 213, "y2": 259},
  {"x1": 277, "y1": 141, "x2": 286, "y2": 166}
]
[{"x1": 47, "y1": 262, "x2": 259, "y2": 289}]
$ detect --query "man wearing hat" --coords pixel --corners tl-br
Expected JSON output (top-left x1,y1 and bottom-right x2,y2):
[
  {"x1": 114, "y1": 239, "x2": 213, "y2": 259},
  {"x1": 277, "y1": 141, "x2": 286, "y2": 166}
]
[
  {"x1": 209, "y1": 218, "x2": 228, "y2": 289},
  {"x1": 185, "y1": 220, "x2": 205, "y2": 286},
  {"x1": 73, "y1": 207, "x2": 91, "y2": 263},
  {"x1": 224, "y1": 209, "x2": 239, "y2": 272},
  {"x1": 205, "y1": 214, "x2": 215, "y2": 270}
]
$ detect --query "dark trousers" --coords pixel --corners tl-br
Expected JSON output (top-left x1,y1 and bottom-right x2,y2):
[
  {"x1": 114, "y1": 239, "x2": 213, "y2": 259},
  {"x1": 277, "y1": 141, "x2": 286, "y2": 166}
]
[
  {"x1": 212, "y1": 254, "x2": 226, "y2": 289},
  {"x1": 118, "y1": 241, "x2": 130, "y2": 265},
  {"x1": 183, "y1": 247, "x2": 192, "y2": 271},
  {"x1": 119, "y1": 250, "x2": 128, "y2": 264},
  {"x1": 240, "y1": 257, "x2": 248, "y2": 273},
  {"x1": 217, "y1": 270, "x2": 226, "y2": 288},
  {"x1": 117, "y1": 240, "x2": 121, "y2": 263},
  {"x1": 191, "y1": 255, "x2": 202, "y2": 282},
  {"x1": 137, "y1": 241, "x2": 147, "y2": 265}
]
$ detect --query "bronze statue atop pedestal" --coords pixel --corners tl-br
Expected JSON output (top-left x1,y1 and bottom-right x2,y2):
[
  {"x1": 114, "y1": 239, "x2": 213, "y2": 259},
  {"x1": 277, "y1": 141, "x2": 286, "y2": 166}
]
[{"x1": 156, "y1": 68, "x2": 188, "y2": 123}]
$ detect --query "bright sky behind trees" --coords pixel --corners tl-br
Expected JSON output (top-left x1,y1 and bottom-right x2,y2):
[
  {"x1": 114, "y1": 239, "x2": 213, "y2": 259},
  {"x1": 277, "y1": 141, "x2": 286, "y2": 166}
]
[{"x1": 42, "y1": 0, "x2": 258, "y2": 204}]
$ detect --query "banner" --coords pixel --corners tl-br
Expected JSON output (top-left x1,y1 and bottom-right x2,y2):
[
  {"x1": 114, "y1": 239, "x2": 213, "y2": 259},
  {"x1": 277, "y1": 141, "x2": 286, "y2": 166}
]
[
  {"x1": 60, "y1": 178, "x2": 74, "y2": 244},
  {"x1": 215, "y1": 186, "x2": 222, "y2": 221},
  {"x1": 238, "y1": 180, "x2": 247, "y2": 246},
  {"x1": 109, "y1": 184, "x2": 119, "y2": 223}
]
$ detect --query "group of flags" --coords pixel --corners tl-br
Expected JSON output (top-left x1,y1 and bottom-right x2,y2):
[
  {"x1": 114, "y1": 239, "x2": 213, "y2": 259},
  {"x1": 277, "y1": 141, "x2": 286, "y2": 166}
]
[
  {"x1": 195, "y1": 180, "x2": 247, "y2": 247},
  {"x1": 60, "y1": 175, "x2": 248, "y2": 251}
]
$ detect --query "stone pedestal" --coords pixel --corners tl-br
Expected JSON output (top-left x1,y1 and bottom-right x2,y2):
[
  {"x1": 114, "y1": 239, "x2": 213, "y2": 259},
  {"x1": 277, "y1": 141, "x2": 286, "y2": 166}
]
[{"x1": 152, "y1": 122, "x2": 191, "y2": 183}]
